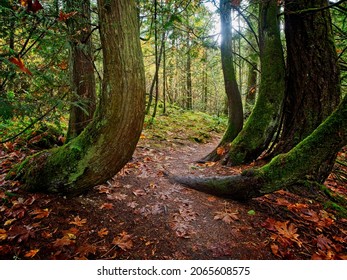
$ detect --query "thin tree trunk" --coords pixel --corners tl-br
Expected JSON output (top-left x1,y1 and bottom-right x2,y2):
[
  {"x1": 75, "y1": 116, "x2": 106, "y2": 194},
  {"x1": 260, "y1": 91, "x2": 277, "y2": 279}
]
[
  {"x1": 201, "y1": 0, "x2": 243, "y2": 162},
  {"x1": 66, "y1": 0, "x2": 96, "y2": 141}
]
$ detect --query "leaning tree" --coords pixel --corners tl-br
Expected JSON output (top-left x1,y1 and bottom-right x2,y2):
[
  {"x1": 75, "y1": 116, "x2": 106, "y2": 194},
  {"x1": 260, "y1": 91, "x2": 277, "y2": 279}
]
[{"x1": 9, "y1": 0, "x2": 146, "y2": 194}]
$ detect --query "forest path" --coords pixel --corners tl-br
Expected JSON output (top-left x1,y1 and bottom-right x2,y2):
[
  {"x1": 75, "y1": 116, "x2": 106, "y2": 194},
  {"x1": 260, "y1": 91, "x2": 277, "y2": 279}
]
[{"x1": 1, "y1": 133, "x2": 346, "y2": 260}]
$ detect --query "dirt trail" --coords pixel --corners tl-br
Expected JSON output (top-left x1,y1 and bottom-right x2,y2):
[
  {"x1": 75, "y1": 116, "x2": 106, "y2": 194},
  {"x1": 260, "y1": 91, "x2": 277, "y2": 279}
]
[{"x1": 1, "y1": 136, "x2": 346, "y2": 260}]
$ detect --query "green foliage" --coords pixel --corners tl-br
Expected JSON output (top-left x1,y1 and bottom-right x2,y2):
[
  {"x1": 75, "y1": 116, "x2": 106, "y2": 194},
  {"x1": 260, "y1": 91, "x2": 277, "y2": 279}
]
[{"x1": 143, "y1": 104, "x2": 227, "y2": 144}]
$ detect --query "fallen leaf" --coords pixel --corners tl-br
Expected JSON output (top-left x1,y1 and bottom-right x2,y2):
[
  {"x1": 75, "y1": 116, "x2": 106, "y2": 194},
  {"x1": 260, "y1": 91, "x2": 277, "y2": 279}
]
[
  {"x1": 98, "y1": 228, "x2": 109, "y2": 238},
  {"x1": 107, "y1": 193, "x2": 128, "y2": 201},
  {"x1": 216, "y1": 146, "x2": 226, "y2": 156},
  {"x1": 0, "y1": 229, "x2": 7, "y2": 241},
  {"x1": 112, "y1": 231, "x2": 133, "y2": 251},
  {"x1": 62, "y1": 227, "x2": 79, "y2": 237},
  {"x1": 53, "y1": 236, "x2": 75, "y2": 247},
  {"x1": 214, "y1": 210, "x2": 239, "y2": 224},
  {"x1": 274, "y1": 221, "x2": 302, "y2": 247},
  {"x1": 30, "y1": 208, "x2": 50, "y2": 219},
  {"x1": 4, "y1": 218, "x2": 16, "y2": 226},
  {"x1": 24, "y1": 249, "x2": 40, "y2": 258},
  {"x1": 77, "y1": 243, "x2": 97, "y2": 257},
  {"x1": 270, "y1": 243, "x2": 279, "y2": 257},
  {"x1": 95, "y1": 185, "x2": 112, "y2": 194},
  {"x1": 133, "y1": 189, "x2": 146, "y2": 197},
  {"x1": 100, "y1": 203, "x2": 114, "y2": 210},
  {"x1": 69, "y1": 216, "x2": 87, "y2": 227}
]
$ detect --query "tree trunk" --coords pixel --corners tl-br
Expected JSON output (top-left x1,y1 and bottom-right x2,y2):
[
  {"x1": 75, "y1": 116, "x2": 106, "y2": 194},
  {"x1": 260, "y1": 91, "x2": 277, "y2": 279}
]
[
  {"x1": 200, "y1": 0, "x2": 243, "y2": 162},
  {"x1": 220, "y1": 0, "x2": 285, "y2": 166},
  {"x1": 273, "y1": 0, "x2": 340, "y2": 154},
  {"x1": 11, "y1": 0, "x2": 145, "y2": 195},
  {"x1": 66, "y1": 0, "x2": 96, "y2": 141},
  {"x1": 173, "y1": 91, "x2": 346, "y2": 200}
]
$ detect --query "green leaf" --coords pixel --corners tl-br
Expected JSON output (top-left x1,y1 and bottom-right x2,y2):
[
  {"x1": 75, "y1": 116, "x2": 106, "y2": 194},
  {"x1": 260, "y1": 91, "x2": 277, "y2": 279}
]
[{"x1": 247, "y1": 210, "x2": 256, "y2": 215}]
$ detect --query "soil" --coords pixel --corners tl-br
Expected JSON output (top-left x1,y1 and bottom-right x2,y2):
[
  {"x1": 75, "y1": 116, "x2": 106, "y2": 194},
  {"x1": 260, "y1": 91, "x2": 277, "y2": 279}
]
[{"x1": 0, "y1": 134, "x2": 346, "y2": 260}]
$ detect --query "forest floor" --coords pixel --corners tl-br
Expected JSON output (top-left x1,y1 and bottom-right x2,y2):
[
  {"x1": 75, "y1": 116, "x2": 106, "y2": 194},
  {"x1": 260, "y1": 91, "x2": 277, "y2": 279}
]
[{"x1": 1, "y1": 112, "x2": 347, "y2": 260}]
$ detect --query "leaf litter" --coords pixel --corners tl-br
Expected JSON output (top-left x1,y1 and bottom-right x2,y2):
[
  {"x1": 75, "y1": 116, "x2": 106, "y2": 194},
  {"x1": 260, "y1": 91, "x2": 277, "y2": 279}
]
[{"x1": 1, "y1": 129, "x2": 347, "y2": 259}]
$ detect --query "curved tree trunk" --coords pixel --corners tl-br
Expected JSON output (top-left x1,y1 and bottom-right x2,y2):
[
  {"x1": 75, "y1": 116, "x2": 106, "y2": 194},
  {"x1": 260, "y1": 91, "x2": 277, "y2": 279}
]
[
  {"x1": 201, "y1": 0, "x2": 243, "y2": 162},
  {"x1": 10, "y1": 0, "x2": 145, "y2": 195},
  {"x1": 273, "y1": 0, "x2": 340, "y2": 155},
  {"x1": 66, "y1": 0, "x2": 97, "y2": 142},
  {"x1": 221, "y1": 0, "x2": 285, "y2": 166},
  {"x1": 173, "y1": 91, "x2": 346, "y2": 200}
]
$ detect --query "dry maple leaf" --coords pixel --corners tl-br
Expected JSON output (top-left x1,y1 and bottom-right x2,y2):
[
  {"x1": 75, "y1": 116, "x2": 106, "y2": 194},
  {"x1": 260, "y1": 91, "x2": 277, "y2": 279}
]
[
  {"x1": 214, "y1": 211, "x2": 239, "y2": 224},
  {"x1": 274, "y1": 221, "x2": 302, "y2": 247},
  {"x1": 69, "y1": 216, "x2": 87, "y2": 227},
  {"x1": 24, "y1": 249, "x2": 40, "y2": 258},
  {"x1": 95, "y1": 185, "x2": 112, "y2": 194},
  {"x1": 30, "y1": 208, "x2": 51, "y2": 219},
  {"x1": 98, "y1": 228, "x2": 109, "y2": 238},
  {"x1": 112, "y1": 231, "x2": 133, "y2": 251},
  {"x1": 53, "y1": 236, "x2": 75, "y2": 247},
  {"x1": 107, "y1": 193, "x2": 128, "y2": 201}
]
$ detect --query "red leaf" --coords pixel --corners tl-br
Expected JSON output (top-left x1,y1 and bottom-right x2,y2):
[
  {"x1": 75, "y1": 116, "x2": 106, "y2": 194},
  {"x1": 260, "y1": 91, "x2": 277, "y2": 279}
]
[
  {"x1": 31, "y1": 0, "x2": 43, "y2": 13},
  {"x1": 9, "y1": 57, "x2": 32, "y2": 75}
]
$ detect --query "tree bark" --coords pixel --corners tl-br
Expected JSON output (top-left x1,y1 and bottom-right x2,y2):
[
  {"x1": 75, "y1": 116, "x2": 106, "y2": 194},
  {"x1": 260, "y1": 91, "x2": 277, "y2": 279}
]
[
  {"x1": 273, "y1": 0, "x2": 340, "y2": 155},
  {"x1": 66, "y1": 0, "x2": 96, "y2": 141},
  {"x1": 173, "y1": 91, "x2": 347, "y2": 200},
  {"x1": 10, "y1": 0, "x2": 146, "y2": 195}
]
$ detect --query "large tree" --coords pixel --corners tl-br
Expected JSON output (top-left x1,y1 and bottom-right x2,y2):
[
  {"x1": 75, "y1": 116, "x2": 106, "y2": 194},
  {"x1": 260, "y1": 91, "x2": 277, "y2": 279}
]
[
  {"x1": 273, "y1": 0, "x2": 340, "y2": 155},
  {"x1": 10, "y1": 0, "x2": 146, "y2": 194}
]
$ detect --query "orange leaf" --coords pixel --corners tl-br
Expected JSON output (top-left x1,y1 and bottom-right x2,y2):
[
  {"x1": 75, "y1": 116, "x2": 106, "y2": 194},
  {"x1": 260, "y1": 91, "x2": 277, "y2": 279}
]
[
  {"x1": 0, "y1": 229, "x2": 7, "y2": 241},
  {"x1": 98, "y1": 228, "x2": 109, "y2": 238},
  {"x1": 9, "y1": 57, "x2": 32, "y2": 75},
  {"x1": 69, "y1": 216, "x2": 87, "y2": 227},
  {"x1": 53, "y1": 236, "x2": 75, "y2": 247},
  {"x1": 24, "y1": 249, "x2": 39, "y2": 258},
  {"x1": 30, "y1": 208, "x2": 50, "y2": 219},
  {"x1": 216, "y1": 146, "x2": 226, "y2": 156},
  {"x1": 58, "y1": 10, "x2": 78, "y2": 22}
]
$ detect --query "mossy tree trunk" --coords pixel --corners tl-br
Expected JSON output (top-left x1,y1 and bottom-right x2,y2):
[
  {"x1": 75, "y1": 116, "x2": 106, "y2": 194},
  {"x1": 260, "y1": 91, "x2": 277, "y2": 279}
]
[
  {"x1": 273, "y1": 0, "x2": 340, "y2": 155},
  {"x1": 11, "y1": 0, "x2": 145, "y2": 195},
  {"x1": 201, "y1": 0, "x2": 243, "y2": 162},
  {"x1": 66, "y1": 0, "x2": 97, "y2": 142},
  {"x1": 220, "y1": 0, "x2": 285, "y2": 166},
  {"x1": 173, "y1": 91, "x2": 346, "y2": 200}
]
